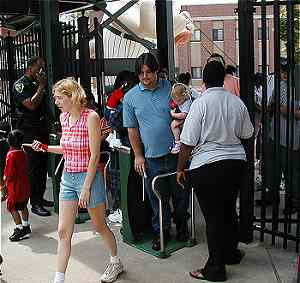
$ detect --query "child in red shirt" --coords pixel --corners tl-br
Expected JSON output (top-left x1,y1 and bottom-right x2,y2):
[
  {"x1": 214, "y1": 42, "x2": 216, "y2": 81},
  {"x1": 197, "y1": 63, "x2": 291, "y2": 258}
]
[
  {"x1": 106, "y1": 88, "x2": 125, "y2": 110},
  {"x1": 4, "y1": 129, "x2": 31, "y2": 242}
]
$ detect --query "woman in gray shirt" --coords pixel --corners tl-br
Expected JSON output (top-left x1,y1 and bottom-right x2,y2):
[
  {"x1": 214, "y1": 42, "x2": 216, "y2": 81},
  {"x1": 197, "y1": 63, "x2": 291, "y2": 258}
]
[{"x1": 177, "y1": 61, "x2": 253, "y2": 282}]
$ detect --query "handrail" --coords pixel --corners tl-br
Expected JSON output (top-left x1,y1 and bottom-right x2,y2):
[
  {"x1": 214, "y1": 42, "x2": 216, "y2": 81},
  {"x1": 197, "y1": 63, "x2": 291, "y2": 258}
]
[
  {"x1": 100, "y1": 151, "x2": 112, "y2": 208},
  {"x1": 151, "y1": 169, "x2": 196, "y2": 254}
]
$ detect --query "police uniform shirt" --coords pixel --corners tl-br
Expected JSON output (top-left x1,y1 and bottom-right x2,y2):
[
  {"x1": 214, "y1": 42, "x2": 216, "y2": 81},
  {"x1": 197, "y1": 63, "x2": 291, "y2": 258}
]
[{"x1": 13, "y1": 75, "x2": 46, "y2": 128}]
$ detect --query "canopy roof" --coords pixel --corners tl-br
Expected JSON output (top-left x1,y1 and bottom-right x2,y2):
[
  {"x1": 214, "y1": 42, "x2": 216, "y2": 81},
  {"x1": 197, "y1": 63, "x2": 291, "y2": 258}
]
[{"x1": 0, "y1": 0, "x2": 104, "y2": 31}]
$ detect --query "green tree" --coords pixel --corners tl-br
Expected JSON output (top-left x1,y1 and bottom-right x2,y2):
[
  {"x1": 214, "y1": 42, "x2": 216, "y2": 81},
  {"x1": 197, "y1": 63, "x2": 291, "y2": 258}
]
[{"x1": 280, "y1": 6, "x2": 300, "y2": 63}]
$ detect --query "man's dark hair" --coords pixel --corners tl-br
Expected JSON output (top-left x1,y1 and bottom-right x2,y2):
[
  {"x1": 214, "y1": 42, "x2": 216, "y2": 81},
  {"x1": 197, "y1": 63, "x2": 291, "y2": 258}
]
[
  {"x1": 7, "y1": 129, "x2": 24, "y2": 148},
  {"x1": 26, "y1": 56, "x2": 41, "y2": 70},
  {"x1": 0, "y1": 121, "x2": 10, "y2": 138},
  {"x1": 203, "y1": 61, "x2": 225, "y2": 87},
  {"x1": 254, "y1": 72, "x2": 264, "y2": 89},
  {"x1": 135, "y1": 53, "x2": 159, "y2": 75},
  {"x1": 207, "y1": 53, "x2": 225, "y2": 66},
  {"x1": 280, "y1": 57, "x2": 288, "y2": 72},
  {"x1": 177, "y1": 72, "x2": 192, "y2": 85}
]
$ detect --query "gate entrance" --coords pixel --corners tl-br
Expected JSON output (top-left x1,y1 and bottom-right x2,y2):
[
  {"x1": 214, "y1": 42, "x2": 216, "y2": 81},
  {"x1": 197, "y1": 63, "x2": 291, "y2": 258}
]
[{"x1": 238, "y1": 0, "x2": 300, "y2": 252}]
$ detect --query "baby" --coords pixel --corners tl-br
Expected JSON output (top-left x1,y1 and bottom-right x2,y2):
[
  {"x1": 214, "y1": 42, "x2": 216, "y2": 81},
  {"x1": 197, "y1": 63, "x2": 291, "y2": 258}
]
[{"x1": 170, "y1": 83, "x2": 193, "y2": 154}]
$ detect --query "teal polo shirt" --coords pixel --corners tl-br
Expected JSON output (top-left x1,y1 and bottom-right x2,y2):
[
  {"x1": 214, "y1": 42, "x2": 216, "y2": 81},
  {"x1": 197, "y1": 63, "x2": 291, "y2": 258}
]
[{"x1": 123, "y1": 79, "x2": 173, "y2": 158}]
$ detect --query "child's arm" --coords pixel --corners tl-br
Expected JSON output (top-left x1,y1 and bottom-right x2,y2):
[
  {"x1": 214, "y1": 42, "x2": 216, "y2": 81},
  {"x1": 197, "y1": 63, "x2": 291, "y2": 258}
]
[
  {"x1": 46, "y1": 145, "x2": 63, "y2": 154},
  {"x1": 170, "y1": 110, "x2": 188, "y2": 120}
]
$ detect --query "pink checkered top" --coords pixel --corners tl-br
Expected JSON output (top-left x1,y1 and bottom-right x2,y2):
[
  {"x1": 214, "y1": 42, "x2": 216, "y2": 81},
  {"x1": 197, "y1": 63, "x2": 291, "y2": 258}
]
[{"x1": 60, "y1": 109, "x2": 94, "y2": 172}]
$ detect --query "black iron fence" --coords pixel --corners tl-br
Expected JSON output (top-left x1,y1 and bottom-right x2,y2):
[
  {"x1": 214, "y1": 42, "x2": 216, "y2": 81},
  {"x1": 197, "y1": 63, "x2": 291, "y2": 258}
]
[
  {"x1": 0, "y1": 25, "x2": 41, "y2": 124},
  {"x1": 239, "y1": 1, "x2": 300, "y2": 252}
]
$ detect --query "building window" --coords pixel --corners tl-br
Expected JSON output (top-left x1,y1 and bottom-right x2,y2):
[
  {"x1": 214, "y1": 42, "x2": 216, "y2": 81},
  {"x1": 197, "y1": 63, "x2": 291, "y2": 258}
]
[
  {"x1": 258, "y1": 65, "x2": 269, "y2": 73},
  {"x1": 191, "y1": 67, "x2": 202, "y2": 79},
  {"x1": 191, "y1": 29, "x2": 201, "y2": 41},
  {"x1": 212, "y1": 29, "x2": 224, "y2": 41},
  {"x1": 258, "y1": 27, "x2": 269, "y2": 40}
]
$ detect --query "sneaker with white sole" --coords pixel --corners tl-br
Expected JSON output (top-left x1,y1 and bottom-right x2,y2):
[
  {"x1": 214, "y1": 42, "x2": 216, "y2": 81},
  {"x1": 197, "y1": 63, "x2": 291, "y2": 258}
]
[
  {"x1": 100, "y1": 261, "x2": 123, "y2": 282},
  {"x1": 108, "y1": 209, "x2": 122, "y2": 224},
  {"x1": 22, "y1": 225, "x2": 32, "y2": 237},
  {"x1": 9, "y1": 227, "x2": 30, "y2": 242}
]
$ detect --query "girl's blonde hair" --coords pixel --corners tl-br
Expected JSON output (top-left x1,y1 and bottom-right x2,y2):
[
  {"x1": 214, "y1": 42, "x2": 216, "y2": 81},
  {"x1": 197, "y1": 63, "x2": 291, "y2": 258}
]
[
  {"x1": 52, "y1": 77, "x2": 87, "y2": 106},
  {"x1": 171, "y1": 83, "x2": 191, "y2": 100}
]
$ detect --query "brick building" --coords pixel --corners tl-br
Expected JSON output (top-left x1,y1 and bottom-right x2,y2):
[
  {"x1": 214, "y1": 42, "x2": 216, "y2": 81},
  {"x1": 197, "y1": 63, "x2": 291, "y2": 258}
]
[{"x1": 176, "y1": 3, "x2": 274, "y2": 88}]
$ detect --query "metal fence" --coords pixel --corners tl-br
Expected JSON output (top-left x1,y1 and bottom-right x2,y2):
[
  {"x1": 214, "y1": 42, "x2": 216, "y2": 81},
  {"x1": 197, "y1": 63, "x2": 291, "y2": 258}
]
[
  {"x1": 0, "y1": 25, "x2": 41, "y2": 124},
  {"x1": 239, "y1": 1, "x2": 300, "y2": 252}
]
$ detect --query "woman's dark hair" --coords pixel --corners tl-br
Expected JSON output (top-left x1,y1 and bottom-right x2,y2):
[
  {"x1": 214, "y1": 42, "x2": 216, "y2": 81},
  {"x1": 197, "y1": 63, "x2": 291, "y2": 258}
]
[
  {"x1": 135, "y1": 52, "x2": 159, "y2": 75},
  {"x1": 7, "y1": 129, "x2": 24, "y2": 149},
  {"x1": 225, "y1": 65, "x2": 237, "y2": 76},
  {"x1": 114, "y1": 70, "x2": 137, "y2": 90},
  {"x1": 177, "y1": 72, "x2": 192, "y2": 85},
  {"x1": 203, "y1": 61, "x2": 225, "y2": 87}
]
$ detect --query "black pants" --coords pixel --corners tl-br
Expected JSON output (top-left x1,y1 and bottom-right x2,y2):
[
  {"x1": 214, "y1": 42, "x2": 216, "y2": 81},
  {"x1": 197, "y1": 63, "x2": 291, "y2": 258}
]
[
  {"x1": 190, "y1": 159, "x2": 246, "y2": 276},
  {"x1": 22, "y1": 128, "x2": 48, "y2": 206}
]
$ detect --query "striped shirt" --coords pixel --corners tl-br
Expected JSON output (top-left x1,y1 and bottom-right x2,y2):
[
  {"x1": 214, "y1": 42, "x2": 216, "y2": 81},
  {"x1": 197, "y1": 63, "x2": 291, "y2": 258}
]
[{"x1": 60, "y1": 109, "x2": 94, "y2": 172}]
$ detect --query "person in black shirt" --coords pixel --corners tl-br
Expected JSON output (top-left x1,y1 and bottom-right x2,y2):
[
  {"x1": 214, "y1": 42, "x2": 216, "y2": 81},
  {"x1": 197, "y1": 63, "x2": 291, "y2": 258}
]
[{"x1": 13, "y1": 56, "x2": 52, "y2": 217}]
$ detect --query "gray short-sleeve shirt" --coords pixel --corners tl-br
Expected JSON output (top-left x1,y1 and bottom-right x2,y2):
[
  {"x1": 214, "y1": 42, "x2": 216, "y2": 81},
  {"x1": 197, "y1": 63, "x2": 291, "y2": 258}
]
[{"x1": 180, "y1": 87, "x2": 254, "y2": 169}]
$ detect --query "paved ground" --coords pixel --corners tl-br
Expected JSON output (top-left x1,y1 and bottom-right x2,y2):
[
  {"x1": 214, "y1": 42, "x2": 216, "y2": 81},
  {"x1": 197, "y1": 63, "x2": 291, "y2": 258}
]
[{"x1": 1, "y1": 179, "x2": 298, "y2": 283}]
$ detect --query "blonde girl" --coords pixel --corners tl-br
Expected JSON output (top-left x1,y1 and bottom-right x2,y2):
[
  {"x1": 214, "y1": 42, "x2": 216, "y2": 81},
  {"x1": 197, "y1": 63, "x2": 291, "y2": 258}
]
[
  {"x1": 170, "y1": 83, "x2": 193, "y2": 154},
  {"x1": 31, "y1": 78, "x2": 123, "y2": 283}
]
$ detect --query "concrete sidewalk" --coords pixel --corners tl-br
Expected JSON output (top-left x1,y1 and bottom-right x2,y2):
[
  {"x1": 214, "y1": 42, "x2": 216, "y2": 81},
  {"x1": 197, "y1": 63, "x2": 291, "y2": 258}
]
[{"x1": 1, "y1": 181, "x2": 298, "y2": 283}]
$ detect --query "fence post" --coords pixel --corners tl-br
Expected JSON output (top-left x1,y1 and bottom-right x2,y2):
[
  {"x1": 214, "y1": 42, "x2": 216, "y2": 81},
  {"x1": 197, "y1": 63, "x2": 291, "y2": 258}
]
[
  {"x1": 94, "y1": 17, "x2": 105, "y2": 109},
  {"x1": 6, "y1": 36, "x2": 15, "y2": 124},
  {"x1": 78, "y1": 15, "x2": 91, "y2": 96},
  {"x1": 238, "y1": 0, "x2": 255, "y2": 244},
  {"x1": 39, "y1": 0, "x2": 61, "y2": 121},
  {"x1": 155, "y1": 0, "x2": 175, "y2": 81}
]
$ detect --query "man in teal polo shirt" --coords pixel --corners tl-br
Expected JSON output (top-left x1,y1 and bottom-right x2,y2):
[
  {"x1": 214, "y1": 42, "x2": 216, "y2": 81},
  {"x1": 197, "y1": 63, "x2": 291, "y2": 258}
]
[{"x1": 123, "y1": 52, "x2": 189, "y2": 251}]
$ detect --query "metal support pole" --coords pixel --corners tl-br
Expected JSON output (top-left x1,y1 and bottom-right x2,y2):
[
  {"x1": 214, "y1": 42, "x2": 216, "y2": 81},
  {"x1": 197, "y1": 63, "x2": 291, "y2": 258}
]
[
  {"x1": 94, "y1": 18, "x2": 105, "y2": 109},
  {"x1": 237, "y1": 0, "x2": 255, "y2": 244},
  {"x1": 155, "y1": 0, "x2": 175, "y2": 81},
  {"x1": 39, "y1": 0, "x2": 60, "y2": 122},
  {"x1": 6, "y1": 36, "x2": 15, "y2": 125},
  {"x1": 78, "y1": 15, "x2": 91, "y2": 95}
]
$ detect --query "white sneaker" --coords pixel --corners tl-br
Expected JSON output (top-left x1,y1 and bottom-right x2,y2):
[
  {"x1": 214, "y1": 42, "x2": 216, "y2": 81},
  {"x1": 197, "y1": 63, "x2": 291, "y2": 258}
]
[
  {"x1": 171, "y1": 142, "x2": 181, "y2": 154},
  {"x1": 108, "y1": 209, "x2": 122, "y2": 224},
  {"x1": 100, "y1": 261, "x2": 123, "y2": 282}
]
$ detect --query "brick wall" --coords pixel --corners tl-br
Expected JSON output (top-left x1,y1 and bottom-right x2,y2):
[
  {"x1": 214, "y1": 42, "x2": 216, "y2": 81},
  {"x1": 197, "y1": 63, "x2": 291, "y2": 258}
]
[{"x1": 176, "y1": 3, "x2": 275, "y2": 82}]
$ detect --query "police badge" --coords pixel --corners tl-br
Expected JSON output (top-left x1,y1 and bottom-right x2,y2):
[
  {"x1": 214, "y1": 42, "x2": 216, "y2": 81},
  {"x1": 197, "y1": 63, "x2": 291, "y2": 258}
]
[{"x1": 15, "y1": 83, "x2": 24, "y2": 93}]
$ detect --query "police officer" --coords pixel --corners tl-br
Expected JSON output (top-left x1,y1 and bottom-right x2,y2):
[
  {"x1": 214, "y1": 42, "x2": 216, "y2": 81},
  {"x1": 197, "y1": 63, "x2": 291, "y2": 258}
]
[{"x1": 13, "y1": 56, "x2": 52, "y2": 217}]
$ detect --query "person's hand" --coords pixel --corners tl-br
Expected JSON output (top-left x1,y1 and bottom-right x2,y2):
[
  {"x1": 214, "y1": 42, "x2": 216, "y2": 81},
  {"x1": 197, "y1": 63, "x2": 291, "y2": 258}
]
[
  {"x1": 79, "y1": 187, "x2": 90, "y2": 208},
  {"x1": 31, "y1": 140, "x2": 47, "y2": 152},
  {"x1": 176, "y1": 170, "x2": 186, "y2": 189},
  {"x1": 36, "y1": 70, "x2": 47, "y2": 88},
  {"x1": 134, "y1": 155, "x2": 146, "y2": 176}
]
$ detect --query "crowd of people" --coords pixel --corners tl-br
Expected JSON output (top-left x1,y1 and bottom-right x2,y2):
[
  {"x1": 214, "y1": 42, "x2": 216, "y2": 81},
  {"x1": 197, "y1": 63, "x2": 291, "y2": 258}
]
[{"x1": 6, "y1": 50, "x2": 299, "y2": 282}]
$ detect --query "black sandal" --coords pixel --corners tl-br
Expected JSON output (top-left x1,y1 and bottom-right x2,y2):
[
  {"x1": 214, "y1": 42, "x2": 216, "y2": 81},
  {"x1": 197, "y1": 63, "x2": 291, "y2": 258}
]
[
  {"x1": 189, "y1": 268, "x2": 226, "y2": 282},
  {"x1": 189, "y1": 269, "x2": 206, "y2": 280}
]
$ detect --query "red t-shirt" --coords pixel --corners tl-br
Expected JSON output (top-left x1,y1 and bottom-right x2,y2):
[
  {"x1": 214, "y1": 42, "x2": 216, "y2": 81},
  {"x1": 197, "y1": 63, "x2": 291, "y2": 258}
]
[
  {"x1": 106, "y1": 89, "x2": 124, "y2": 109},
  {"x1": 4, "y1": 149, "x2": 30, "y2": 210}
]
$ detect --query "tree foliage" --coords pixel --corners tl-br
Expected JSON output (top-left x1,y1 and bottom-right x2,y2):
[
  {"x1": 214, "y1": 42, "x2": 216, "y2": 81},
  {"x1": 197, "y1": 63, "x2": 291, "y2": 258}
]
[{"x1": 280, "y1": 6, "x2": 300, "y2": 63}]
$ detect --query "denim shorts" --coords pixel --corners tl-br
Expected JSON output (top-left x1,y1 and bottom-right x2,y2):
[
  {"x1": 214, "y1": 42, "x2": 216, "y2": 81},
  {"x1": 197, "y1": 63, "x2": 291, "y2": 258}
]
[{"x1": 60, "y1": 170, "x2": 106, "y2": 208}]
